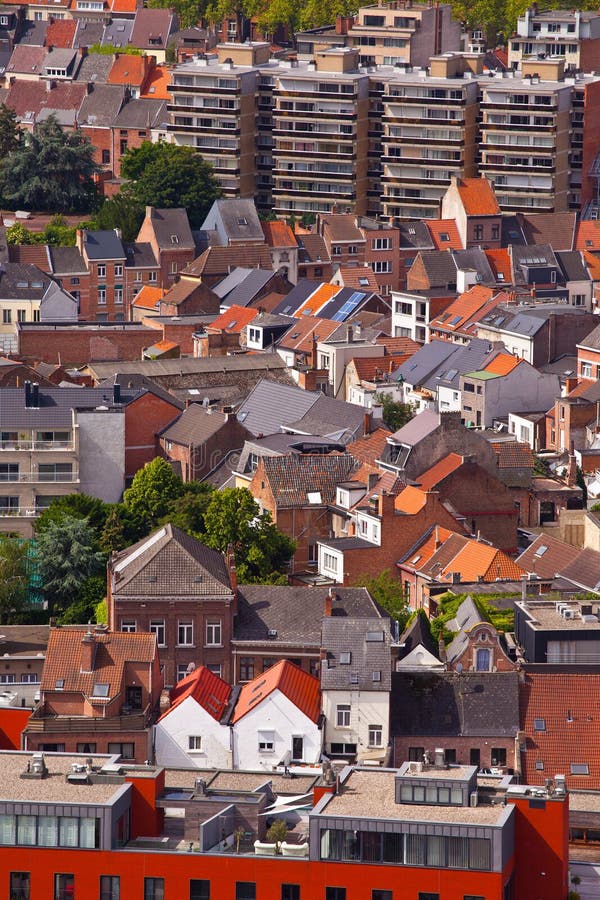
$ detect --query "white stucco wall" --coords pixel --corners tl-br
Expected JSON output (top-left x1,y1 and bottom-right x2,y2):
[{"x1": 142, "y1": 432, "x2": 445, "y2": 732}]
[
  {"x1": 77, "y1": 409, "x2": 125, "y2": 503},
  {"x1": 232, "y1": 689, "x2": 321, "y2": 770},
  {"x1": 322, "y1": 689, "x2": 389, "y2": 758},
  {"x1": 154, "y1": 696, "x2": 232, "y2": 769}
]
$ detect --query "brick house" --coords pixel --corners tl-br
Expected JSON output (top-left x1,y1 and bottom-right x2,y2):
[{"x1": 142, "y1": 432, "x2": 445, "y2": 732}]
[
  {"x1": 120, "y1": 383, "x2": 182, "y2": 482},
  {"x1": 136, "y1": 207, "x2": 197, "y2": 289},
  {"x1": 545, "y1": 379, "x2": 600, "y2": 452},
  {"x1": 76, "y1": 228, "x2": 127, "y2": 322},
  {"x1": 23, "y1": 625, "x2": 162, "y2": 763},
  {"x1": 441, "y1": 176, "x2": 502, "y2": 251},
  {"x1": 108, "y1": 524, "x2": 237, "y2": 686},
  {"x1": 577, "y1": 321, "x2": 600, "y2": 381},
  {"x1": 159, "y1": 403, "x2": 252, "y2": 482}
]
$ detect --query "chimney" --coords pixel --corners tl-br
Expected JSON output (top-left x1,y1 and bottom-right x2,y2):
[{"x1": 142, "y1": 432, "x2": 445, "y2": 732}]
[
  {"x1": 325, "y1": 587, "x2": 334, "y2": 617},
  {"x1": 434, "y1": 525, "x2": 441, "y2": 550},
  {"x1": 567, "y1": 440, "x2": 577, "y2": 487},
  {"x1": 368, "y1": 472, "x2": 378, "y2": 490},
  {"x1": 80, "y1": 630, "x2": 96, "y2": 673},
  {"x1": 312, "y1": 332, "x2": 318, "y2": 370},
  {"x1": 363, "y1": 410, "x2": 373, "y2": 436},
  {"x1": 378, "y1": 490, "x2": 396, "y2": 519},
  {"x1": 438, "y1": 636, "x2": 447, "y2": 663},
  {"x1": 346, "y1": 324, "x2": 353, "y2": 343},
  {"x1": 113, "y1": 382, "x2": 121, "y2": 404},
  {"x1": 226, "y1": 543, "x2": 238, "y2": 614},
  {"x1": 24, "y1": 380, "x2": 31, "y2": 408},
  {"x1": 31, "y1": 382, "x2": 39, "y2": 408},
  {"x1": 79, "y1": 45, "x2": 88, "y2": 57}
]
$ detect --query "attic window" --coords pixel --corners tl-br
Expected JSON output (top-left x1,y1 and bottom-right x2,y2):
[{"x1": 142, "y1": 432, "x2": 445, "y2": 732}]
[
  {"x1": 148, "y1": 575, "x2": 158, "y2": 582},
  {"x1": 408, "y1": 228, "x2": 416, "y2": 235},
  {"x1": 307, "y1": 491, "x2": 322, "y2": 504},
  {"x1": 410, "y1": 554, "x2": 421, "y2": 564},
  {"x1": 339, "y1": 651, "x2": 351, "y2": 664},
  {"x1": 359, "y1": 278, "x2": 369, "y2": 286},
  {"x1": 571, "y1": 764, "x2": 589, "y2": 775},
  {"x1": 535, "y1": 761, "x2": 544, "y2": 770},
  {"x1": 238, "y1": 218, "x2": 248, "y2": 226},
  {"x1": 372, "y1": 670, "x2": 381, "y2": 682},
  {"x1": 350, "y1": 673, "x2": 359, "y2": 684},
  {"x1": 439, "y1": 232, "x2": 450, "y2": 242},
  {"x1": 170, "y1": 235, "x2": 179, "y2": 244},
  {"x1": 533, "y1": 718, "x2": 546, "y2": 732},
  {"x1": 586, "y1": 240, "x2": 593, "y2": 247},
  {"x1": 194, "y1": 575, "x2": 203, "y2": 583},
  {"x1": 92, "y1": 683, "x2": 110, "y2": 698},
  {"x1": 534, "y1": 545, "x2": 548, "y2": 557},
  {"x1": 366, "y1": 631, "x2": 384, "y2": 642},
  {"x1": 55, "y1": 678, "x2": 64, "y2": 690}
]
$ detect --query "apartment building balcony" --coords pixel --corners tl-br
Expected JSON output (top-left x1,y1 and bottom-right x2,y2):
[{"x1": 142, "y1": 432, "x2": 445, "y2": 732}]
[
  {"x1": 26, "y1": 703, "x2": 153, "y2": 733},
  {"x1": 0, "y1": 472, "x2": 80, "y2": 483},
  {"x1": 170, "y1": 82, "x2": 239, "y2": 95},
  {"x1": 480, "y1": 118, "x2": 556, "y2": 132},
  {"x1": 0, "y1": 440, "x2": 74, "y2": 451},
  {"x1": 168, "y1": 99, "x2": 240, "y2": 113},
  {"x1": 483, "y1": 132, "x2": 554, "y2": 149}
]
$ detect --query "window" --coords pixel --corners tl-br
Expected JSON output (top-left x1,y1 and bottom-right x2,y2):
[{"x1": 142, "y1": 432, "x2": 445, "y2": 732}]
[
  {"x1": 206, "y1": 620, "x2": 221, "y2": 646},
  {"x1": 0, "y1": 463, "x2": 17, "y2": 481},
  {"x1": 581, "y1": 362, "x2": 592, "y2": 378},
  {"x1": 144, "y1": 879, "x2": 164, "y2": 900},
  {"x1": 475, "y1": 648, "x2": 491, "y2": 672},
  {"x1": 114, "y1": 264, "x2": 123, "y2": 277},
  {"x1": 126, "y1": 685, "x2": 142, "y2": 709},
  {"x1": 368, "y1": 725, "x2": 383, "y2": 747},
  {"x1": 134, "y1": 271, "x2": 142, "y2": 282},
  {"x1": 473, "y1": 225, "x2": 483, "y2": 241},
  {"x1": 408, "y1": 746, "x2": 424, "y2": 761},
  {"x1": 21, "y1": 673, "x2": 39, "y2": 684},
  {"x1": 533, "y1": 718, "x2": 546, "y2": 731},
  {"x1": 97, "y1": 287, "x2": 106, "y2": 305},
  {"x1": 97, "y1": 264, "x2": 106, "y2": 278},
  {"x1": 178, "y1": 621, "x2": 193, "y2": 646},
  {"x1": 292, "y1": 735, "x2": 304, "y2": 761},
  {"x1": 77, "y1": 742, "x2": 96, "y2": 754},
  {"x1": 491, "y1": 748, "x2": 507, "y2": 766},
  {"x1": 149, "y1": 271, "x2": 158, "y2": 283},
  {"x1": 282, "y1": 886, "x2": 300, "y2": 900},
  {"x1": 419, "y1": 895, "x2": 439, "y2": 900},
  {"x1": 3, "y1": 309, "x2": 11, "y2": 324},
  {"x1": 190, "y1": 882, "x2": 210, "y2": 900},
  {"x1": 177, "y1": 665, "x2": 190, "y2": 681},
  {"x1": 322, "y1": 552, "x2": 338, "y2": 574},
  {"x1": 102, "y1": 150, "x2": 110, "y2": 165},
  {"x1": 10, "y1": 872, "x2": 30, "y2": 900},
  {"x1": 114, "y1": 287, "x2": 123, "y2": 305},
  {"x1": 372, "y1": 260, "x2": 392, "y2": 273},
  {"x1": 340, "y1": 652, "x2": 351, "y2": 665},
  {"x1": 188, "y1": 736, "x2": 203, "y2": 751},
  {"x1": 150, "y1": 620, "x2": 166, "y2": 646},
  {"x1": 120, "y1": 620, "x2": 136, "y2": 633},
  {"x1": 258, "y1": 731, "x2": 274, "y2": 752},
  {"x1": 372, "y1": 238, "x2": 392, "y2": 251},
  {"x1": 444, "y1": 748, "x2": 457, "y2": 764},
  {"x1": 571, "y1": 764, "x2": 590, "y2": 775},
  {"x1": 100, "y1": 876, "x2": 120, "y2": 900},
  {"x1": 372, "y1": 670, "x2": 381, "y2": 683},
  {"x1": 236, "y1": 885, "x2": 256, "y2": 900},
  {"x1": 1, "y1": 674, "x2": 16, "y2": 684},
  {"x1": 337, "y1": 704, "x2": 351, "y2": 727},
  {"x1": 55, "y1": 875, "x2": 75, "y2": 900},
  {"x1": 326, "y1": 890, "x2": 346, "y2": 900},
  {"x1": 17, "y1": 309, "x2": 26, "y2": 322},
  {"x1": 240, "y1": 657, "x2": 254, "y2": 681},
  {"x1": 107, "y1": 742, "x2": 134, "y2": 760},
  {"x1": 372, "y1": 893, "x2": 392, "y2": 900},
  {"x1": 170, "y1": 262, "x2": 179, "y2": 275}
]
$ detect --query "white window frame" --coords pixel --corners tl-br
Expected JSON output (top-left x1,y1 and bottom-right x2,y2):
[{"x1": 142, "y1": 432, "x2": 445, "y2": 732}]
[
  {"x1": 150, "y1": 619, "x2": 166, "y2": 647},
  {"x1": 97, "y1": 264, "x2": 106, "y2": 278},
  {"x1": 120, "y1": 620, "x2": 136, "y2": 633},
  {"x1": 178, "y1": 620, "x2": 193, "y2": 646},
  {"x1": 114, "y1": 264, "x2": 123, "y2": 277},
  {"x1": 258, "y1": 730, "x2": 275, "y2": 752},
  {"x1": 337, "y1": 704, "x2": 351, "y2": 728},
  {"x1": 206, "y1": 620, "x2": 222, "y2": 647},
  {"x1": 368, "y1": 724, "x2": 383, "y2": 747},
  {"x1": 188, "y1": 735, "x2": 203, "y2": 751}
]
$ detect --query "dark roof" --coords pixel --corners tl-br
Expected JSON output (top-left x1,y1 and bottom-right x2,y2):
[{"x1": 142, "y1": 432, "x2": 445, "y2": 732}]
[
  {"x1": 390, "y1": 671, "x2": 520, "y2": 737},
  {"x1": 78, "y1": 83, "x2": 125, "y2": 126},
  {"x1": 220, "y1": 269, "x2": 278, "y2": 308},
  {"x1": 321, "y1": 616, "x2": 392, "y2": 691},
  {"x1": 422, "y1": 338, "x2": 494, "y2": 392},
  {"x1": 101, "y1": 17, "x2": 134, "y2": 48},
  {"x1": 0, "y1": 263, "x2": 50, "y2": 299},
  {"x1": 399, "y1": 221, "x2": 434, "y2": 251},
  {"x1": 260, "y1": 453, "x2": 358, "y2": 507},
  {"x1": 234, "y1": 585, "x2": 383, "y2": 646},
  {"x1": 272, "y1": 279, "x2": 321, "y2": 316},
  {"x1": 82, "y1": 230, "x2": 126, "y2": 261},
  {"x1": 0, "y1": 385, "x2": 143, "y2": 428},
  {"x1": 113, "y1": 97, "x2": 167, "y2": 129},
  {"x1": 74, "y1": 51, "x2": 115, "y2": 83},
  {"x1": 18, "y1": 19, "x2": 48, "y2": 46},
  {"x1": 502, "y1": 216, "x2": 526, "y2": 247},
  {"x1": 236, "y1": 379, "x2": 318, "y2": 437},
  {"x1": 130, "y1": 7, "x2": 175, "y2": 49},
  {"x1": 556, "y1": 250, "x2": 591, "y2": 283},
  {"x1": 145, "y1": 207, "x2": 194, "y2": 251},
  {"x1": 111, "y1": 523, "x2": 232, "y2": 596},
  {"x1": 415, "y1": 250, "x2": 457, "y2": 287},
  {"x1": 125, "y1": 241, "x2": 158, "y2": 269},
  {"x1": 284, "y1": 393, "x2": 370, "y2": 443},
  {"x1": 518, "y1": 211, "x2": 577, "y2": 252},
  {"x1": 73, "y1": 20, "x2": 105, "y2": 48},
  {"x1": 48, "y1": 246, "x2": 87, "y2": 275},
  {"x1": 204, "y1": 198, "x2": 264, "y2": 244},
  {"x1": 398, "y1": 613, "x2": 438, "y2": 661},
  {"x1": 579, "y1": 322, "x2": 600, "y2": 351},
  {"x1": 395, "y1": 341, "x2": 457, "y2": 387},
  {"x1": 297, "y1": 233, "x2": 330, "y2": 264},
  {"x1": 160, "y1": 403, "x2": 233, "y2": 445},
  {"x1": 452, "y1": 248, "x2": 495, "y2": 285}
]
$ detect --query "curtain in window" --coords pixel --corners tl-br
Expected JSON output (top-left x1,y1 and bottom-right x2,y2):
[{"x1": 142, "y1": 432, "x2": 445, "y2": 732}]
[
  {"x1": 0, "y1": 814, "x2": 15, "y2": 844},
  {"x1": 382, "y1": 832, "x2": 403, "y2": 864},
  {"x1": 470, "y1": 837, "x2": 491, "y2": 870},
  {"x1": 448, "y1": 836, "x2": 469, "y2": 868},
  {"x1": 80, "y1": 817, "x2": 97, "y2": 848},
  {"x1": 405, "y1": 833, "x2": 426, "y2": 866},
  {"x1": 361, "y1": 830, "x2": 382, "y2": 862},
  {"x1": 427, "y1": 834, "x2": 445, "y2": 867},
  {"x1": 59, "y1": 817, "x2": 79, "y2": 847},
  {"x1": 38, "y1": 816, "x2": 58, "y2": 846},
  {"x1": 320, "y1": 828, "x2": 331, "y2": 860},
  {"x1": 342, "y1": 830, "x2": 360, "y2": 861},
  {"x1": 17, "y1": 815, "x2": 36, "y2": 845}
]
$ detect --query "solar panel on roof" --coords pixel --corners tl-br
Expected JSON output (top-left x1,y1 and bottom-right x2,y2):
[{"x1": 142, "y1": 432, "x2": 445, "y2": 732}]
[
  {"x1": 332, "y1": 291, "x2": 365, "y2": 322},
  {"x1": 449, "y1": 315, "x2": 461, "y2": 325}
]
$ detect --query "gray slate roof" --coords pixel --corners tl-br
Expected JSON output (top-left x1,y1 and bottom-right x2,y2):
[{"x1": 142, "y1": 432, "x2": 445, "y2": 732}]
[
  {"x1": 113, "y1": 98, "x2": 167, "y2": 129},
  {"x1": 220, "y1": 269, "x2": 278, "y2": 308},
  {"x1": 284, "y1": 393, "x2": 370, "y2": 444},
  {"x1": 394, "y1": 342, "x2": 457, "y2": 387},
  {"x1": 556, "y1": 250, "x2": 590, "y2": 283},
  {"x1": 579, "y1": 322, "x2": 600, "y2": 351},
  {"x1": 73, "y1": 21, "x2": 104, "y2": 49},
  {"x1": 111, "y1": 524, "x2": 232, "y2": 597},
  {"x1": 0, "y1": 263, "x2": 50, "y2": 300},
  {"x1": 398, "y1": 613, "x2": 439, "y2": 661},
  {"x1": 321, "y1": 616, "x2": 392, "y2": 691},
  {"x1": 0, "y1": 385, "x2": 143, "y2": 428},
  {"x1": 101, "y1": 18, "x2": 134, "y2": 49},
  {"x1": 422, "y1": 338, "x2": 495, "y2": 392},
  {"x1": 160, "y1": 403, "x2": 231, "y2": 445},
  {"x1": 82, "y1": 230, "x2": 126, "y2": 261},
  {"x1": 236, "y1": 379, "x2": 319, "y2": 437},
  {"x1": 390, "y1": 671, "x2": 520, "y2": 737},
  {"x1": 78, "y1": 83, "x2": 124, "y2": 126},
  {"x1": 416, "y1": 250, "x2": 457, "y2": 287},
  {"x1": 87, "y1": 354, "x2": 290, "y2": 381},
  {"x1": 145, "y1": 208, "x2": 194, "y2": 251},
  {"x1": 389, "y1": 407, "x2": 441, "y2": 444},
  {"x1": 234, "y1": 586, "x2": 384, "y2": 646},
  {"x1": 399, "y1": 222, "x2": 434, "y2": 251},
  {"x1": 125, "y1": 242, "x2": 158, "y2": 269},
  {"x1": 446, "y1": 596, "x2": 485, "y2": 664},
  {"x1": 74, "y1": 52, "x2": 115, "y2": 84},
  {"x1": 48, "y1": 246, "x2": 89, "y2": 275},
  {"x1": 203, "y1": 198, "x2": 264, "y2": 244}
]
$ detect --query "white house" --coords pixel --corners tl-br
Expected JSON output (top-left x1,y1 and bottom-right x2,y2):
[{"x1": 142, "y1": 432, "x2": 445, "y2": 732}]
[
  {"x1": 231, "y1": 660, "x2": 322, "y2": 770},
  {"x1": 154, "y1": 666, "x2": 232, "y2": 769}
]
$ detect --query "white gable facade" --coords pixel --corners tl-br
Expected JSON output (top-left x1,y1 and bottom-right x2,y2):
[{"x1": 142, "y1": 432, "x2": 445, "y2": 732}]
[
  {"x1": 154, "y1": 695, "x2": 232, "y2": 769},
  {"x1": 232, "y1": 689, "x2": 321, "y2": 771}
]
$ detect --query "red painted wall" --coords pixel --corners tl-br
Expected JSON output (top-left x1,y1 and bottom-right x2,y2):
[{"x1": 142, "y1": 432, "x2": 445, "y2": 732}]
[
  {"x1": 0, "y1": 708, "x2": 30, "y2": 750},
  {"x1": 511, "y1": 792, "x2": 569, "y2": 900}
]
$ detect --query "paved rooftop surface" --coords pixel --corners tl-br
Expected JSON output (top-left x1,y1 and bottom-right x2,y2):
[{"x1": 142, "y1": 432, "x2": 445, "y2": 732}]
[{"x1": 0, "y1": 753, "x2": 124, "y2": 803}]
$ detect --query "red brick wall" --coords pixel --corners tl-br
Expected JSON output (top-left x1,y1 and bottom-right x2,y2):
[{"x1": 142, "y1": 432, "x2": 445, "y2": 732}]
[
  {"x1": 82, "y1": 125, "x2": 115, "y2": 180},
  {"x1": 26, "y1": 729, "x2": 150, "y2": 764},
  {"x1": 393, "y1": 734, "x2": 518, "y2": 770},
  {"x1": 125, "y1": 392, "x2": 180, "y2": 481},
  {"x1": 18, "y1": 325, "x2": 157, "y2": 366}
]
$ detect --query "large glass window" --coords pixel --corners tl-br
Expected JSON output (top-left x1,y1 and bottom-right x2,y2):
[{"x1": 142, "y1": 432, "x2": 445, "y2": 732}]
[
  {"x1": 16, "y1": 816, "x2": 36, "y2": 845},
  {"x1": 190, "y1": 881, "x2": 210, "y2": 900},
  {"x1": 282, "y1": 887, "x2": 300, "y2": 900},
  {"x1": 55, "y1": 874, "x2": 74, "y2": 900},
  {"x1": 144, "y1": 879, "x2": 164, "y2": 900},
  {"x1": 319, "y1": 828, "x2": 490, "y2": 870},
  {"x1": 236, "y1": 884, "x2": 256, "y2": 900},
  {"x1": 100, "y1": 876, "x2": 120, "y2": 900},
  {"x1": 38, "y1": 815, "x2": 58, "y2": 846},
  {"x1": 10, "y1": 872, "x2": 30, "y2": 900}
]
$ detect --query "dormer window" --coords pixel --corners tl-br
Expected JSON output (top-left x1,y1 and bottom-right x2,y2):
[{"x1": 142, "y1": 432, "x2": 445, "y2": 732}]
[
  {"x1": 92, "y1": 683, "x2": 110, "y2": 698},
  {"x1": 170, "y1": 234, "x2": 179, "y2": 244},
  {"x1": 55, "y1": 679, "x2": 64, "y2": 690}
]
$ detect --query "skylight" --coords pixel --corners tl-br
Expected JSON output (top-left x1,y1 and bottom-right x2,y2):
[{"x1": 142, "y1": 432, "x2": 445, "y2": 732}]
[
  {"x1": 340, "y1": 651, "x2": 351, "y2": 664},
  {"x1": 534, "y1": 545, "x2": 548, "y2": 557},
  {"x1": 92, "y1": 683, "x2": 110, "y2": 697}
]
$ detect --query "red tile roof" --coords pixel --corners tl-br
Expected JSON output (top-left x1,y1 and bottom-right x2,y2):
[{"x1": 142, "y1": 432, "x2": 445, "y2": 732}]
[
  {"x1": 520, "y1": 672, "x2": 600, "y2": 788},
  {"x1": 276, "y1": 315, "x2": 340, "y2": 355},
  {"x1": 294, "y1": 283, "x2": 338, "y2": 318},
  {"x1": 491, "y1": 441, "x2": 534, "y2": 469},
  {"x1": 232, "y1": 659, "x2": 321, "y2": 724},
  {"x1": 334, "y1": 266, "x2": 379, "y2": 291},
  {"x1": 111, "y1": 0, "x2": 139, "y2": 11},
  {"x1": 261, "y1": 220, "x2": 297, "y2": 248},
  {"x1": 484, "y1": 352, "x2": 520, "y2": 376},
  {"x1": 140, "y1": 64, "x2": 171, "y2": 100},
  {"x1": 108, "y1": 54, "x2": 148, "y2": 87},
  {"x1": 351, "y1": 356, "x2": 402, "y2": 382},
  {"x1": 516, "y1": 532, "x2": 581, "y2": 579},
  {"x1": 375, "y1": 335, "x2": 420, "y2": 356},
  {"x1": 5, "y1": 80, "x2": 87, "y2": 119},
  {"x1": 430, "y1": 285, "x2": 495, "y2": 333},
  {"x1": 207, "y1": 304, "x2": 258, "y2": 334},
  {"x1": 162, "y1": 665, "x2": 231, "y2": 722},
  {"x1": 395, "y1": 485, "x2": 427, "y2": 514},
  {"x1": 347, "y1": 427, "x2": 392, "y2": 464},
  {"x1": 415, "y1": 452, "x2": 463, "y2": 491},
  {"x1": 45, "y1": 18, "x2": 77, "y2": 48},
  {"x1": 41, "y1": 628, "x2": 157, "y2": 699},
  {"x1": 400, "y1": 525, "x2": 456, "y2": 570},
  {"x1": 456, "y1": 177, "x2": 500, "y2": 216},
  {"x1": 132, "y1": 285, "x2": 164, "y2": 310},
  {"x1": 426, "y1": 219, "x2": 463, "y2": 251},
  {"x1": 407, "y1": 531, "x2": 525, "y2": 582},
  {"x1": 574, "y1": 220, "x2": 600, "y2": 253},
  {"x1": 485, "y1": 249, "x2": 512, "y2": 284}
]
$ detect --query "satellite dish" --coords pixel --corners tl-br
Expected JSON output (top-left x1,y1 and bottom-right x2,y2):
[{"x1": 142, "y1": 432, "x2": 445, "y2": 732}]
[{"x1": 456, "y1": 662, "x2": 463, "y2": 673}]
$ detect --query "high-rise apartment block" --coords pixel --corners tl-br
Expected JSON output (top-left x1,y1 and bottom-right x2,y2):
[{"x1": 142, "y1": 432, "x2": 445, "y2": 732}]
[
  {"x1": 509, "y1": 4, "x2": 600, "y2": 73},
  {"x1": 168, "y1": 39, "x2": 600, "y2": 220}
]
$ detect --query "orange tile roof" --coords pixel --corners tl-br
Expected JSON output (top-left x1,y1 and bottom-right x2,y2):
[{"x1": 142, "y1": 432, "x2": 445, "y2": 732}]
[
  {"x1": 574, "y1": 220, "x2": 600, "y2": 252},
  {"x1": 484, "y1": 352, "x2": 520, "y2": 376},
  {"x1": 261, "y1": 220, "x2": 297, "y2": 248},
  {"x1": 401, "y1": 525, "x2": 456, "y2": 569},
  {"x1": 111, "y1": 0, "x2": 139, "y2": 11},
  {"x1": 426, "y1": 219, "x2": 463, "y2": 251},
  {"x1": 416, "y1": 452, "x2": 463, "y2": 491},
  {"x1": 294, "y1": 283, "x2": 339, "y2": 318},
  {"x1": 150, "y1": 339, "x2": 178, "y2": 352},
  {"x1": 520, "y1": 672, "x2": 600, "y2": 788},
  {"x1": 395, "y1": 485, "x2": 427, "y2": 514},
  {"x1": 45, "y1": 18, "x2": 77, "y2": 48},
  {"x1": 491, "y1": 441, "x2": 534, "y2": 469},
  {"x1": 108, "y1": 54, "x2": 147, "y2": 87},
  {"x1": 207, "y1": 304, "x2": 258, "y2": 333},
  {"x1": 335, "y1": 266, "x2": 379, "y2": 291},
  {"x1": 456, "y1": 177, "x2": 500, "y2": 216},
  {"x1": 583, "y1": 250, "x2": 600, "y2": 281},
  {"x1": 351, "y1": 356, "x2": 401, "y2": 382},
  {"x1": 375, "y1": 336, "x2": 420, "y2": 356},
  {"x1": 347, "y1": 427, "x2": 392, "y2": 464},
  {"x1": 444, "y1": 541, "x2": 525, "y2": 582},
  {"x1": 485, "y1": 249, "x2": 512, "y2": 284},
  {"x1": 232, "y1": 659, "x2": 321, "y2": 724},
  {"x1": 41, "y1": 628, "x2": 156, "y2": 699},
  {"x1": 430, "y1": 285, "x2": 495, "y2": 332},
  {"x1": 141, "y1": 64, "x2": 171, "y2": 100},
  {"x1": 277, "y1": 315, "x2": 340, "y2": 354},
  {"x1": 132, "y1": 285, "x2": 164, "y2": 310},
  {"x1": 161, "y1": 665, "x2": 231, "y2": 722}
]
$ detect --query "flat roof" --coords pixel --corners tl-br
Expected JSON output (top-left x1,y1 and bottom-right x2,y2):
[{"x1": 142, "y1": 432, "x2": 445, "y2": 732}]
[
  {"x1": 165, "y1": 767, "x2": 319, "y2": 795},
  {"x1": 321, "y1": 770, "x2": 507, "y2": 825},
  {"x1": 0, "y1": 752, "x2": 127, "y2": 804},
  {"x1": 520, "y1": 601, "x2": 600, "y2": 631},
  {"x1": 398, "y1": 763, "x2": 476, "y2": 780}
]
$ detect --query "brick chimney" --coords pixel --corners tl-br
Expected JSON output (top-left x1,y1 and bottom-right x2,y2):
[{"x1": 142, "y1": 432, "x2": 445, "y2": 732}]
[
  {"x1": 438, "y1": 636, "x2": 447, "y2": 663},
  {"x1": 325, "y1": 587, "x2": 334, "y2": 617},
  {"x1": 363, "y1": 410, "x2": 373, "y2": 436},
  {"x1": 80, "y1": 630, "x2": 96, "y2": 673},
  {"x1": 378, "y1": 490, "x2": 396, "y2": 519},
  {"x1": 226, "y1": 543, "x2": 238, "y2": 614},
  {"x1": 434, "y1": 525, "x2": 441, "y2": 550}
]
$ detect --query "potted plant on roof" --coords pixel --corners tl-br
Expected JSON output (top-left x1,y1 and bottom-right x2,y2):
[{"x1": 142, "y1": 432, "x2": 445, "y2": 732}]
[{"x1": 266, "y1": 819, "x2": 288, "y2": 855}]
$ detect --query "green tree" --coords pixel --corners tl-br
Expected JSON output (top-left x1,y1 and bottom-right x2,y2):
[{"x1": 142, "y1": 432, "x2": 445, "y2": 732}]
[
  {"x1": 99, "y1": 506, "x2": 130, "y2": 555},
  {"x1": 205, "y1": 0, "x2": 263, "y2": 41},
  {"x1": 202, "y1": 487, "x2": 295, "y2": 583},
  {"x1": 374, "y1": 392, "x2": 416, "y2": 432},
  {"x1": 0, "y1": 536, "x2": 30, "y2": 625},
  {"x1": 0, "y1": 116, "x2": 99, "y2": 213},
  {"x1": 5, "y1": 223, "x2": 35, "y2": 245},
  {"x1": 0, "y1": 103, "x2": 21, "y2": 158},
  {"x1": 123, "y1": 142, "x2": 222, "y2": 227},
  {"x1": 121, "y1": 140, "x2": 167, "y2": 182},
  {"x1": 123, "y1": 457, "x2": 185, "y2": 528},
  {"x1": 354, "y1": 569, "x2": 409, "y2": 627},
  {"x1": 88, "y1": 42, "x2": 143, "y2": 55},
  {"x1": 298, "y1": 0, "x2": 354, "y2": 30},
  {"x1": 93, "y1": 193, "x2": 145, "y2": 242},
  {"x1": 41, "y1": 214, "x2": 77, "y2": 246},
  {"x1": 36, "y1": 516, "x2": 106, "y2": 613},
  {"x1": 160, "y1": 482, "x2": 215, "y2": 537},
  {"x1": 95, "y1": 597, "x2": 108, "y2": 624},
  {"x1": 58, "y1": 574, "x2": 106, "y2": 625},
  {"x1": 35, "y1": 493, "x2": 111, "y2": 535},
  {"x1": 148, "y1": 0, "x2": 203, "y2": 28}
]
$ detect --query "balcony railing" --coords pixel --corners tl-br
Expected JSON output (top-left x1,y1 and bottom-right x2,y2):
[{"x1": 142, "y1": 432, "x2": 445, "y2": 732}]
[
  {"x1": 25, "y1": 702, "x2": 153, "y2": 733},
  {"x1": 0, "y1": 472, "x2": 79, "y2": 483},
  {"x1": 0, "y1": 441, "x2": 74, "y2": 451}
]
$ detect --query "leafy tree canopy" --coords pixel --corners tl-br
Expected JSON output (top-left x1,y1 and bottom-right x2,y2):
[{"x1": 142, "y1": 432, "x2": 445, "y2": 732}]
[
  {"x1": 354, "y1": 569, "x2": 410, "y2": 628},
  {"x1": 88, "y1": 42, "x2": 143, "y2": 55},
  {"x1": 123, "y1": 457, "x2": 185, "y2": 528},
  {"x1": 0, "y1": 103, "x2": 21, "y2": 158},
  {"x1": 92, "y1": 193, "x2": 145, "y2": 243},
  {"x1": 374, "y1": 392, "x2": 416, "y2": 433},
  {"x1": 6, "y1": 214, "x2": 79, "y2": 247},
  {"x1": 430, "y1": 592, "x2": 515, "y2": 645},
  {"x1": 0, "y1": 536, "x2": 30, "y2": 625},
  {"x1": 35, "y1": 493, "x2": 111, "y2": 535},
  {"x1": 36, "y1": 515, "x2": 106, "y2": 613}
]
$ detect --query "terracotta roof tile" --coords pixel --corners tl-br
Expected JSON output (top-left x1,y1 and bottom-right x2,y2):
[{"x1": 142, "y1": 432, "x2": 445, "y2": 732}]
[
  {"x1": 261, "y1": 220, "x2": 296, "y2": 248},
  {"x1": 426, "y1": 219, "x2": 463, "y2": 251},
  {"x1": 347, "y1": 427, "x2": 392, "y2": 464},
  {"x1": 491, "y1": 441, "x2": 534, "y2": 469},
  {"x1": 582, "y1": 250, "x2": 600, "y2": 281},
  {"x1": 516, "y1": 533, "x2": 583, "y2": 579},
  {"x1": 574, "y1": 220, "x2": 600, "y2": 253},
  {"x1": 7, "y1": 245, "x2": 51, "y2": 268},
  {"x1": 232, "y1": 659, "x2": 321, "y2": 724},
  {"x1": 276, "y1": 315, "x2": 339, "y2": 355},
  {"x1": 5, "y1": 79, "x2": 87, "y2": 119},
  {"x1": 259, "y1": 453, "x2": 358, "y2": 508},
  {"x1": 41, "y1": 628, "x2": 156, "y2": 700},
  {"x1": 207, "y1": 304, "x2": 258, "y2": 334},
  {"x1": 456, "y1": 177, "x2": 500, "y2": 216},
  {"x1": 161, "y1": 665, "x2": 231, "y2": 722},
  {"x1": 334, "y1": 266, "x2": 379, "y2": 291},
  {"x1": 394, "y1": 485, "x2": 427, "y2": 514},
  {"x1": 140, "y1": 64, "x2": 171, "y2": 100},
  {"x1": 375, "y1": 336, "x2": 420, "y2": 356},
  {"x1": 319, "y1": 214, "x2": 364, "y2": 244},
  {"x1": 45, "y1": 18, "x2": 77, "y2": 48},
  {"x1": 430, "y1": 285, "x2": 495, "y2": 332},
  {"x1": 485, "y1": 249, "x2": 512, "y2": 284},
  {"x1": 400, "y1": 525, "x2": 456, "y2": 570},
  {"x1": 108, "y1": 54, "x2": 148, "y2": 87},
  {"x1": 111, "y1": 0, "x2": 140, "y2": 12},
  {"x1": 520, "y1": 672, "x2": 600, "y2": 788},
  {"x1": 351, "y1": 356, "x2": 402, "y2": 381},
  {"x1": 410, "y1": 531, "x2": 524, "y2": 582},
  {"x1": 183, "y1": 246, "x2": 273, "y2": 277},
  {"x1": 294, "y1": 283, "x2": 339, "y2": 317},
  {"x1": 132, "y1": 285, "x2": 164, "y2": 310},
  {"x1": 484, "y1": 352, "x2": 521, "y2": 376},
  {"x1": 518, "y1": 211, "x2": 577, "y2": 252},
  {"x1": 297, "y1": 233, "x2": 330, "y2": 264},
  {"x1": 415, "y1": 452, "x2": 463, "y2": 491},
  {"x1": 148, "y1": 339, "x2": 178, "y2": 353}
]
